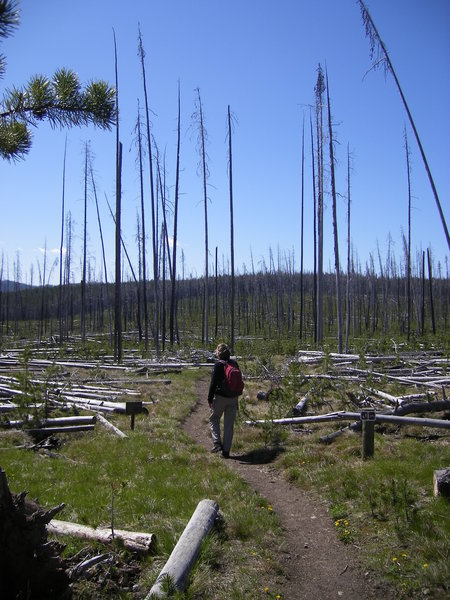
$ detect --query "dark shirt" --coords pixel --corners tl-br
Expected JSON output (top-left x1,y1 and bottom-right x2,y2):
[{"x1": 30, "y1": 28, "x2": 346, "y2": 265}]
[{"x1": 207, "y1": 359, "x2": 239, "y2": 403}]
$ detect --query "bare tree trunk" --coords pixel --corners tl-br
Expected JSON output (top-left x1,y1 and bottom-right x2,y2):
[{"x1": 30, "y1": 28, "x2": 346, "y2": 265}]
[
  {"x1": 326, "y1": 69, "x2": 343, "y2": 353},
  {"x1": 310, "y1": 110, "x2": 317, "y2": 342},
  {"x1": 299, "y1": 115, "x2": 305, "y2": 340},
  {"x1": 345, "y1": 145, "x2": 351, "y2": 353},
  {"x1": 170, "y1": 82, "x2": 181, "y2": 347},
  {"x1": 427, "y1": 248, "x2": 436, "y2": 334},
  {"x1": 358, "y1": 0, "x2": 450, "y2": 251},
  {"x1": 136, "y1": 214, "x2": 143, "y2": 341},
  {"x1": 194, "y1": 87, "x2": 210, "y2": 345},
  {"x1": 214, "y1": 246, "x2": 219, "y2": 339},
  {"x1": 81, "y1": 143, "x2": 88, "y2": 344},
  {"x1": 58, "y1": 137, "x2": 67, "y2": 346},
  {"x1": 137, "y1": 101, "x2": 149, "y2": 352},
  {"x1": 113, "y1": 30, "x2": 122, "y2": 362},
  {"x1": 138, "y1": 25, "x2": 159, "y2": 356},
  {"x1": 421, "y1": 251, "x2": 425, "y2": 335},
  {"x1": 227, "y1": 105, "x2": 236, "y2": 352},
  {"x1": 405, "y1": 128, "x2": 412, "y2": 341},
  {"x1": 90, "y1": 162, "x2": 112, "y2": 344},
  {"x1": 315, "y1": 65, "x2": 325, "y2": 344}
]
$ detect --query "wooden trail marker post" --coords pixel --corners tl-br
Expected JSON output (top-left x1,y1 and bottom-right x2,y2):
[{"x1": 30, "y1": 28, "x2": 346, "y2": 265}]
[
  {"x1": 125, "y1": 401, "x2": 143, "y2": 430},
  {"x1": 361, "y1": 410, "x2": 376, "y2": 459}
]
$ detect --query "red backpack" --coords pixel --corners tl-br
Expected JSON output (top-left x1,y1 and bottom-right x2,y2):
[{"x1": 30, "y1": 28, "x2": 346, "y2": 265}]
[{"x1": 222, "y1": 360, "x2": 244, "y2": 396}]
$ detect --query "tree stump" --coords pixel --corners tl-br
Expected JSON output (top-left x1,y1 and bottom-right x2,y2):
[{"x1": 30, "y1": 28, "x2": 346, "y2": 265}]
[{"x1": 0, "y1": 468, "x2": 69, "y2": 599}]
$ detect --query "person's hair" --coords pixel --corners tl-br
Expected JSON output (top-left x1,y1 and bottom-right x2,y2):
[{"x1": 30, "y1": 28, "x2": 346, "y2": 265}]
[{"x1": 216, "y1": 343, "x2": 231, "y2": 361}]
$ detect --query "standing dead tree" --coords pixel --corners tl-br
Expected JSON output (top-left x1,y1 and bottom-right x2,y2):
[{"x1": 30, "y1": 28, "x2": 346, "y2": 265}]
[
  {"x1": 113, "y1": 30, "x2": 122, "y2": 362},
  {"x1": 138, "y1": 24, "x2": 159, "y2": 356},
  {"x1": 227, "y1": 105, "x2": 236, "y2": 352},
  {"x1": 193, "y1": 87, "x2": 210, "y2": 344},
  {"x1": 58, "y1": 137, "x2": 67, "y2": 346},
  {"x1": 136, "y1": 101, "x2": 149, "y2": 351},
  {"x1": 358, "y1": 0, "x2": 450, "y2": 251},
  {"x1": 299, "y1": 115, "x2": 305, "y2": 340},
  {"x1": 345, "y1": 144, "x2": 351, "y2": 353},
  {"x1": 326, "y1": 69, "x2": 343, "y2": 353},
  {"x1": 315, "y1": 65, "x2": 325, "y2": 344},
  {"x1": 170, "y1": 82, "x2": 181, "y2": 347}
]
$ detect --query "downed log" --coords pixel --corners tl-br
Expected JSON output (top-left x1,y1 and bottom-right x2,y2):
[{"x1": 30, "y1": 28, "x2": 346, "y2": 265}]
[
  {"x1": 146, "y1": 499, "x2": 219, "y2": 598},
  {"x1": 95, "y1": 412, "x2": 128, "y2": 438},
  {"x1": 319, "y1": 421, "x2": 361, "y2": 444},
  {"x1": 394, "y1": 400, "x2": 450, "y2": 416},
  {"x1": 4, "y1": 415, "x2": 97, "y2": 429},
  {"x1": 433, "y1": 468, "x2": 450, "y2": 498},
  {"x1": 246, "y1": 411, "x2": 450, "y2": 429},
  {"x1": 48, "y1": 519, "x2": 154, "y2": 554},
  {"x1": 293, "y1": 395, "x2": 308, "y2": 415}
]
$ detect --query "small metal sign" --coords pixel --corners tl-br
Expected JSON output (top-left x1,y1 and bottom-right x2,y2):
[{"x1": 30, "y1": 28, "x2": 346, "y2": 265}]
[{"x1": 360, "y1": 410, "x2": 376, "y2": 422}]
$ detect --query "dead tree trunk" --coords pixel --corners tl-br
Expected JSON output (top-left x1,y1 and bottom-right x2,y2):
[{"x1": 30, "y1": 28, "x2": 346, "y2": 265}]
[
  {"x1": 170, "y1": 82, "x2": 181, "y2": 347},
  {"x1": 315, "y1": 65, "x2": 325, "y2": 344},
  {"x1": 228, "y1": 105, "x2": 236, "y2": 352},
  {"x1": 326, "y1": 69, "x2": 343, "y2": 353}
]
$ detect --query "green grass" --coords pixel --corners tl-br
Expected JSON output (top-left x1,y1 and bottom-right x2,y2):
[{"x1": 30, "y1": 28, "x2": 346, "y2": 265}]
[
  {"x1": 238, "y1": 374, "x2": 450, "y2": 599},
  {"x1": 1, "y1": 343, "x2": 449, "y2": 599},
  {"x1": 0, "y1": 368, "x2": 286, "y2": 599}
]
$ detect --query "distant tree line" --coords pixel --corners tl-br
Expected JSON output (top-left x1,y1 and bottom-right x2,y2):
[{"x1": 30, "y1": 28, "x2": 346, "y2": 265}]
[{"x1": 0, "y1": 251, "x2": 447, "y2": 350}]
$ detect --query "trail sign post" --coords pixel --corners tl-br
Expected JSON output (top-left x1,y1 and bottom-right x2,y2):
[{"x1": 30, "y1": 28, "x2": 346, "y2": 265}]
[
  {"x1": 360, "y1": 410, "x2": 376, "y2": 459},
  {"x1": 126, "y1": 401, "x2": 143, "y2": 430}
]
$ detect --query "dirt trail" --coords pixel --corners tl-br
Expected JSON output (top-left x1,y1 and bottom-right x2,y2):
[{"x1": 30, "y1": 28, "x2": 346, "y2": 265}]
[{"x1": 182, "y1": 378, "x2": 394, "y2": 600}]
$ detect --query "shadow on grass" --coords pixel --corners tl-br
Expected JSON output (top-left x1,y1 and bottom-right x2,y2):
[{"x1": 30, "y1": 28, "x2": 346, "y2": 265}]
[{"x1": 233, "y1": 446, "x2": 285, "y2": 465}]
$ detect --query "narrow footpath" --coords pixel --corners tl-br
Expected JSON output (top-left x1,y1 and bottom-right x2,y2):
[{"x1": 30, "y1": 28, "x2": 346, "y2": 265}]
[{"x1": 182, "y1": 378, "x2": 394, "y2": 600}]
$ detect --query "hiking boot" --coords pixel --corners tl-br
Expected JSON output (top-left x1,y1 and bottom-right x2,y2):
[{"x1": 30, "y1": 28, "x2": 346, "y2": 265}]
[
  {"x1": 221, "y1": 450, "x2": 230, "y2": 458},
  {"x1": 211, "y1": 444, "x2": 222, "y2": 453}
]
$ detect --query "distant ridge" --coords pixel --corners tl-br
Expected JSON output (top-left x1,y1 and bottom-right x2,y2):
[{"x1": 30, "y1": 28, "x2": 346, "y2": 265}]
[{"x1": 0, "y1": 280, "x2": 33, "y2": 292}]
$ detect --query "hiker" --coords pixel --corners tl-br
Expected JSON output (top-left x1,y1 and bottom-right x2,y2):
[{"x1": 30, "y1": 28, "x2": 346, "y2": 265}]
[{"x1": 208, "y1": 343, "x2": 244, "y2": 458}]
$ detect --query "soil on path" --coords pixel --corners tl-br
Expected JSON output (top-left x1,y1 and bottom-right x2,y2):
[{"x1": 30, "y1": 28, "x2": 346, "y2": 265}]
[{"x1": 182, "y1": 378, "x2": 395, "y2": 600}]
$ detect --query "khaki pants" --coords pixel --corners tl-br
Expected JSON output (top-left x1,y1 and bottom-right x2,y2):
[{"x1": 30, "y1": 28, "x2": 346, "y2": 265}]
[{"x1": 209, "y1": 394, "x2": 238, "y2": 453}]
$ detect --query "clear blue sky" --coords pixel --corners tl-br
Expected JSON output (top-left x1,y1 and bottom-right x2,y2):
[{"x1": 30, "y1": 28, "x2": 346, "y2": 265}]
[{"x1": 1, "y1": 0, "x2": 449, "y2": 285}]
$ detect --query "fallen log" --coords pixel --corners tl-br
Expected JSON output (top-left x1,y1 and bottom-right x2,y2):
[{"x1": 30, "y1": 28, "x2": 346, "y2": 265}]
[
  {"x1": 26, "y1": 425, "x2": 95, "y2": 435},
  {"x1": 146, "y1": 499, "x2": 219, "y2": 598},
  {"x1": 95, "y1": 412, "x2": 128, "y2": 439},
  {"x1": 48, "y1": 519, "x2": 154, "y2": 554},
  {"x1": 394, "y1": 400, "x2": 450, "y2": 416},
  {"x1": 4, "y1": 416, "x2": 97, "y2": 429},
  {"x1": 319, "y1": 421, "x2": 361, "y2": 444},
  {"x1": 246, "y1": 411, "x2": 450, "y2": 429}
]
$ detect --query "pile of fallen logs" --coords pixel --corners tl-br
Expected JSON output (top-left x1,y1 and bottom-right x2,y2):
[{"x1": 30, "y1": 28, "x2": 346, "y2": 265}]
[
  {"x1": 0, "y1": 370, "x2": 151, "y2": 439},
  {"x1": 297, "y1": 350, "x2": 450, "y2": 390},
  {"x1": 247, "y1": 350, "x2": 450, "y2": 443}
]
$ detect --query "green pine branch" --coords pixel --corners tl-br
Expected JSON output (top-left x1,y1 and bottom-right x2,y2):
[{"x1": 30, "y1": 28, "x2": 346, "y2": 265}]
[{"x1": 0, "y1": 0, "x2": 116, "y2": 161}]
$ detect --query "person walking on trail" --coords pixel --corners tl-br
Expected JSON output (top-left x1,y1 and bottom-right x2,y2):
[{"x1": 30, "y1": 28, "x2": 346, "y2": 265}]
[{"x1": 208, "y1": 343, "x2": 243, "y2": 458}]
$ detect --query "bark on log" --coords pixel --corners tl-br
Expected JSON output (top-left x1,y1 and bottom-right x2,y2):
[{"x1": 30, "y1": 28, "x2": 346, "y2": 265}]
[
  {"x1": 433, "y1": 468, "x2": 450, "y2": 498},
  {"x1": 146, "y1": 499, "x2": 219, "y2": 598},
  {"x1": 48, "y1": 519, "x2": 154, "y2": 554}
]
